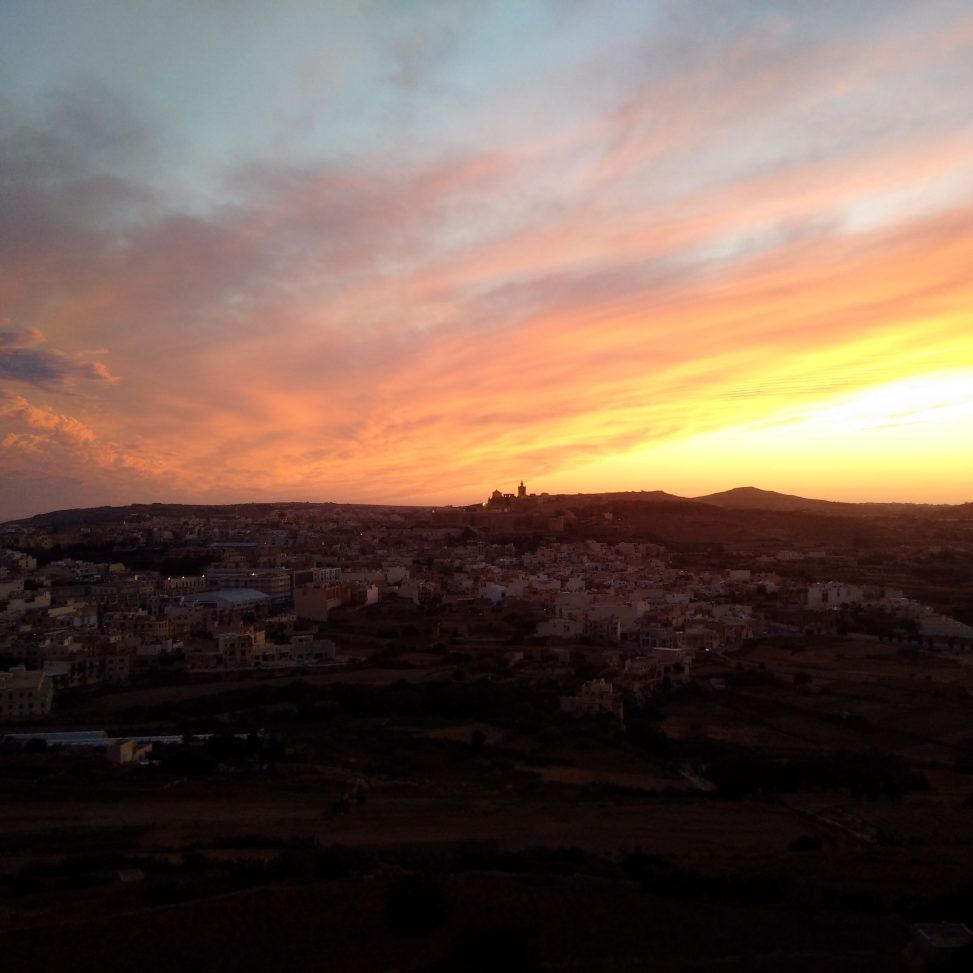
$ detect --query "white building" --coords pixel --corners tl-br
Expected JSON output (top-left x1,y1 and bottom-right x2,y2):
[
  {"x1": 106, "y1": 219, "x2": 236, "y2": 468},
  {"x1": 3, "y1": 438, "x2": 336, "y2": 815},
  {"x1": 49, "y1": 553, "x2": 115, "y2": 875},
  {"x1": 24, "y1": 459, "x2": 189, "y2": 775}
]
[{"x1": 807, "y1": 582, "x2": 865, "y2": 609}]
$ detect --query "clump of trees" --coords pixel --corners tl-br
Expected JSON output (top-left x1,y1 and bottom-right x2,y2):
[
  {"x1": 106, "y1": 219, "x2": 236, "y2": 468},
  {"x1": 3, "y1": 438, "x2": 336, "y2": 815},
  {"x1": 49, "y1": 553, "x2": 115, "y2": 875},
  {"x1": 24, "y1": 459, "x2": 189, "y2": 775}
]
[
  {"x1": 117, "y1": 677, "x2": 559, "y2": 731},
  {"x1": 701, "y1": 747, "x2": 928, "y2": 801},
  {"x1": 385, "y1": 874, "x2": 448, "y2": 937},
  {"x1": 153, "y1": 731, "x2": 285, "y2": 775},
  {"x1": 625, "y1": 723, "x2": 927, "y2": 801}
]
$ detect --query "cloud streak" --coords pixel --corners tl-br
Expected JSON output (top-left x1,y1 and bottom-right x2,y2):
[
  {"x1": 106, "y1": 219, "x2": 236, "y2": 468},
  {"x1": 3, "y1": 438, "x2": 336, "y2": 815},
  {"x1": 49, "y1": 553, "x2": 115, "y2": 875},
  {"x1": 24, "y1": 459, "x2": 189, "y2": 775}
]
[{"x1": 0, "y1": 329, "x2": 117, "y2": 389}]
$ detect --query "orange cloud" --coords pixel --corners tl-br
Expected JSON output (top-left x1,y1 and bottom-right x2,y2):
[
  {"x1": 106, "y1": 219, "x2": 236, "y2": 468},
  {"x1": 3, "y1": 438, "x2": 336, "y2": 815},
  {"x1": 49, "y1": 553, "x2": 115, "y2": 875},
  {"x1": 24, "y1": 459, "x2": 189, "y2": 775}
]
[{"x1": 0, "y1": 393, "x2": 96, "y2": 444}]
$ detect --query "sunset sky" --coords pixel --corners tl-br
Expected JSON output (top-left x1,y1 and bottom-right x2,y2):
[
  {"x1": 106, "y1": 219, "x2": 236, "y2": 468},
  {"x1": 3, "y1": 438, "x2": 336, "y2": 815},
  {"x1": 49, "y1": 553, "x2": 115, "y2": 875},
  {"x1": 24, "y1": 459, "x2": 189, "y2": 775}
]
[{"x1": 2, "y1": 1, "x2": 972, "y2": 520}]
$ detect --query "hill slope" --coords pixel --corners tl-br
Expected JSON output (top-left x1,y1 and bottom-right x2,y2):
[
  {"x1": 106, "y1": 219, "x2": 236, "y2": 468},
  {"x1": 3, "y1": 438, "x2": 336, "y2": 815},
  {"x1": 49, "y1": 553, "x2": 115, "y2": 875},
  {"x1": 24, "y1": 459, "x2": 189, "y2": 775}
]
[{"x1": 692, "y1": 486, "x2": 853, "y2": 514}]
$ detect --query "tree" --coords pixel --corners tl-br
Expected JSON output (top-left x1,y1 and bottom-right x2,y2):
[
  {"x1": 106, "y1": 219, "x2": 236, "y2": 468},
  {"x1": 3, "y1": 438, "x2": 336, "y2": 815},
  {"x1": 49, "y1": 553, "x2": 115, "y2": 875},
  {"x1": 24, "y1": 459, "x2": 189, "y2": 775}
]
[
  {"x1": 468, "y1": 728, "x2": 486, "y2": 756},
  {"x1": 386, "y1": 875, "x2": 447, "y2": 937}
]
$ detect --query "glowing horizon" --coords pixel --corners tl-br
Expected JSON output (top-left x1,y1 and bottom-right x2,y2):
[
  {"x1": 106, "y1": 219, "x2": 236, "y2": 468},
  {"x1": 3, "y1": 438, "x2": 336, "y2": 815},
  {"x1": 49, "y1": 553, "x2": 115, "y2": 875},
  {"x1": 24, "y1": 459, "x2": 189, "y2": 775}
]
[{"x1": 2, "y1": 2, "x2": 972, "y2": 520}]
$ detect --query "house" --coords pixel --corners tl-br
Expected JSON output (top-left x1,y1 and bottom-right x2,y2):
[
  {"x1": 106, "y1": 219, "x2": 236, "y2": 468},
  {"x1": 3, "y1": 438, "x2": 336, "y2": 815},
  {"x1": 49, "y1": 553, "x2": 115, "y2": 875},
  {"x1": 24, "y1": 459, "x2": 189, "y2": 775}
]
[
  {"x1": 216, "y1": 630, "x2": 263, "y2": 667},
  {"x1": 807, "y1": 582, "x2": 864, "y2": 609},
  {"x1": 560, "y1": 678, "x2": 624, "y2": 723},
  {"x1": 616, "y1": 655, "x2": 665, "y2": 701},
  {"x1": 106, "y1": 739, "x2": 154, "y2": 765},
  {"x1": 537, "y1": 616, "x2": 585, "y2": 638},
  {"x1": 276, "y1": 634, "x2": 336, "y2": 664},
  {"x1": 650, "y1": 645, "x2": 695, "y2": 684},
  {"x1": 293, "y1": 582, "x2": 351, "y2": 621},
  {"x1": 0, "y1": 666, "x2": 54, "y2": 722}
]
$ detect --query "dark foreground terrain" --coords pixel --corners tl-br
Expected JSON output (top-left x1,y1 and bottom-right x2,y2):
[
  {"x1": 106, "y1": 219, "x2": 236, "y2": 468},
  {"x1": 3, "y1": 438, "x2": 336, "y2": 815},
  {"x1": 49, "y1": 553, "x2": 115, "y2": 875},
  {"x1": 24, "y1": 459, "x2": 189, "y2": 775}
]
[{"x1": 3, "y1": 638, "x2": 973, "y2": 971}]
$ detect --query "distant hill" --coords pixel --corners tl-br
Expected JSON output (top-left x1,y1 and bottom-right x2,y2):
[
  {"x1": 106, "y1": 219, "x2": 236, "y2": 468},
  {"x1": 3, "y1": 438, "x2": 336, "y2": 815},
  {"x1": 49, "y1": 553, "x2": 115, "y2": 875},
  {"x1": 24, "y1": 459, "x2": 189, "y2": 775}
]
[
  {"x1": 575, "y1": 490, "x2": 693, "y2": 504},
  {"x1": 693, "y1": 486, "x2": 953, "y2": 518},
  {"x1": 1, "y1": 500, "x2": 429, "y2": 530},
  {"x1": 692, "y1": 486, "x2": 855, "y2": 515}
]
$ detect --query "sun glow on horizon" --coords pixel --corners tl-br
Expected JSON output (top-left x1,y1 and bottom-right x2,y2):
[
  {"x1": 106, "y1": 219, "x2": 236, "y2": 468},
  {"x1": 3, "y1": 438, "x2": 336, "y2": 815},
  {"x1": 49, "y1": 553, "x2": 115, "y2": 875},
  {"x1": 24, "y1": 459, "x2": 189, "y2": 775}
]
[
  {"x1": 773, "y1": 369, "x2": 973, "y2": 435},
  {"x1": 554, "y1": 368, "x2": 973, "y2": 506}
]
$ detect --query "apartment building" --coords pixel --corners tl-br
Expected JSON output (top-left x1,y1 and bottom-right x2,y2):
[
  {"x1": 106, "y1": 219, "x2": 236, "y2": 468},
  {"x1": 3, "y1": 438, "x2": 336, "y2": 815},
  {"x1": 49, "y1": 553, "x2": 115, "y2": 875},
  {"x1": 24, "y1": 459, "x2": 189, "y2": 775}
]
[{"x1": 0, "y1": 666, "x2": 54, "y2": 722}]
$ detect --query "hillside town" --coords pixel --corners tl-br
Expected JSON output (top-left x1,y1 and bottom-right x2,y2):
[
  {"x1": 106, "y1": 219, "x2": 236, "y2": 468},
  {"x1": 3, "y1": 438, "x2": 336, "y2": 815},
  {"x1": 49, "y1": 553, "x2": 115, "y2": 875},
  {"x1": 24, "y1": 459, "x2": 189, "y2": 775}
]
[
  {"x1": 3, "y1": 487, "x2": 972, "y2": 727},
  {"x1": 3, "y1": 489, "x2": 973, "y2": 970}
]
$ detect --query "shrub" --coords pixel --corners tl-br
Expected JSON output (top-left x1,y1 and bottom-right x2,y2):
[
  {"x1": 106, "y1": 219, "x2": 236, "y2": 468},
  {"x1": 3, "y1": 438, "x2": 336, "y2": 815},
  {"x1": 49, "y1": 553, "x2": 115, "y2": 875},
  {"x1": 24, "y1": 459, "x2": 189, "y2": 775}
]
[
  {"x1": 789, "y1": 834, "x2": 823, "y2": 852},
  {"x1": 385, "y1": 874, "x2": 448, "y2": 937}
]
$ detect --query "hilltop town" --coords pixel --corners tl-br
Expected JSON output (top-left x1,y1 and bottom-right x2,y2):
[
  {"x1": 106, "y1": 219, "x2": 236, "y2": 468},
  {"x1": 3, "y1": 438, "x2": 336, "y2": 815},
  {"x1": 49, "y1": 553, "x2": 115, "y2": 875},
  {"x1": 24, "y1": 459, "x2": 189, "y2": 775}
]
[
  {"x1": 2, "y1": 486, "x2": 973, "y2": 970},
  {"x1": 3, "y1": 485, "x2": 972, "y2": 718}
]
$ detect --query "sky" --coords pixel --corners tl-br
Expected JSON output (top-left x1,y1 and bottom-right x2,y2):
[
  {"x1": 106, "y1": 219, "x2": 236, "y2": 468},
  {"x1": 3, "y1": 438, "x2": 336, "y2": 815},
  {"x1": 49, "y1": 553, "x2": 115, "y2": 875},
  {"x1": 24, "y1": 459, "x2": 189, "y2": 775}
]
[{"x1": 2, "y1": 0, "x2": 972, "y2": 520}]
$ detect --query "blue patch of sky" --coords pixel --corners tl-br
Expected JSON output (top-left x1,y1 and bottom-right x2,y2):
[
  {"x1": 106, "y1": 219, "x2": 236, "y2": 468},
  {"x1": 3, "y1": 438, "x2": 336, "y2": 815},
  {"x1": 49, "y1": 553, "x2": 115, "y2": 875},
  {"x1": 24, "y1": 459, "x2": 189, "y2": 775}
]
[{"x1": 3, "y1": 0, "x2": 971, "y2": 223}]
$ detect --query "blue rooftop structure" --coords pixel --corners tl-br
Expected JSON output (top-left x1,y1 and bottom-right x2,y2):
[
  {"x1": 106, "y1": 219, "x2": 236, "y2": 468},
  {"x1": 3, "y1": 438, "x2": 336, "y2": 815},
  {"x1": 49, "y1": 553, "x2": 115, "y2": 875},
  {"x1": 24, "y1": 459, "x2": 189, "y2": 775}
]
[{"x1": 186, "y1": 588, "x2": 270, "y2": 609}]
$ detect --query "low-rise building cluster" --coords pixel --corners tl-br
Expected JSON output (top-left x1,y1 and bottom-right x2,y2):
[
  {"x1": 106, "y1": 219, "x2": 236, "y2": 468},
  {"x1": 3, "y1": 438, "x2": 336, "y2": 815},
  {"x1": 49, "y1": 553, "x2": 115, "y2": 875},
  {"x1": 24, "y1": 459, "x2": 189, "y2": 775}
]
[{"x1": 2, "y1": 488, "x2": 971, "y2": 724}]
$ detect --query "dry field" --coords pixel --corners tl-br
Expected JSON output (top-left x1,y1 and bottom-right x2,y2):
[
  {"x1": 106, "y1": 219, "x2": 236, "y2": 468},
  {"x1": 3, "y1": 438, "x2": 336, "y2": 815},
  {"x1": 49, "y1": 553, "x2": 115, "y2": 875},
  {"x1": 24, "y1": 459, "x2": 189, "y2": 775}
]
[
  {"x1": 1, "y1": 871, "x2": 905, "y2": 973},
  {"x1": 3, "y1": 639, "x2": 972, "y2": 969},
  {"x1": 700, "y1": 639, "x2": 973, "y2": 764},
  {"x1": 0, "y1": 767, "x2": 807, "y2": 867},
  {"x1": 737, "y1": 637, "x2": 973, "y2": 689}
]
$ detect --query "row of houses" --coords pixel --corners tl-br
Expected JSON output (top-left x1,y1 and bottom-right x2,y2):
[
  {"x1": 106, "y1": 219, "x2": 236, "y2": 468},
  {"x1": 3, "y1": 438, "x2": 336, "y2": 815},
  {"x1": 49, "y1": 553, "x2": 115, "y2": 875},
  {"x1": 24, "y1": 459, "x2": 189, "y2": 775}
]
[{"x1": 560, "y1": 645, "x2": 697, "y2": 725}]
